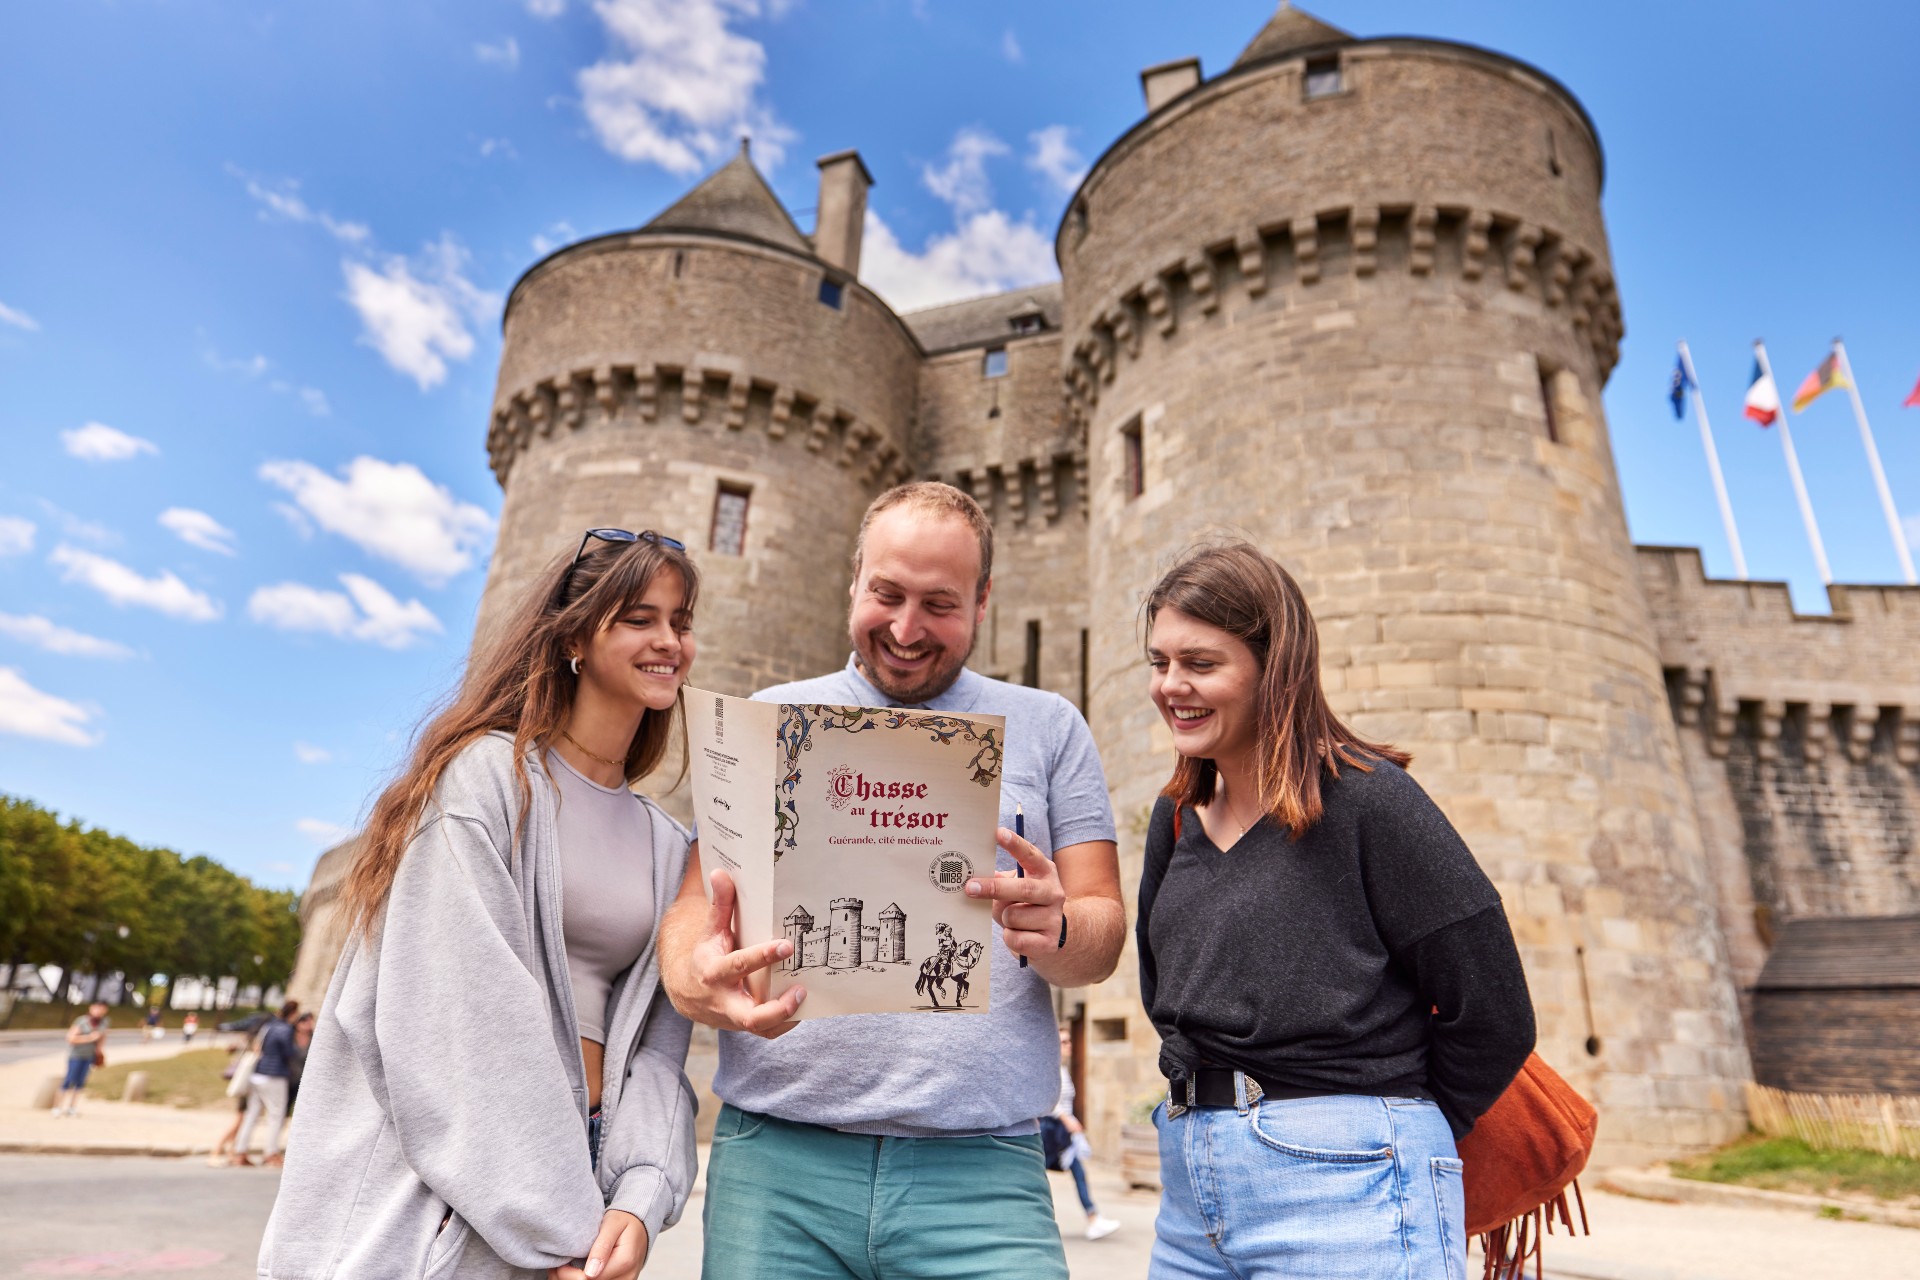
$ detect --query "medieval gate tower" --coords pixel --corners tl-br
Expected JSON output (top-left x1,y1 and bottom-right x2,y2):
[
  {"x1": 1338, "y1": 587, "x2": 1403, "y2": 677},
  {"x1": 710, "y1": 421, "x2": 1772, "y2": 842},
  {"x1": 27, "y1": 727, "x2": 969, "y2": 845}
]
[{"x1": 400, "y1": 5, "x2": 1920, "y2": 1164}]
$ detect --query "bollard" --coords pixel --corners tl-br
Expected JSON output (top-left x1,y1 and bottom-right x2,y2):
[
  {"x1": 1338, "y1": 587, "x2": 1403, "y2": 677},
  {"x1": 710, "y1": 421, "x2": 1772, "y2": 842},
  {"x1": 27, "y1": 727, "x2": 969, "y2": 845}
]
[
  {"x1": 32, "y1": 1075, "x2": 61, "y2": 1110},
  {"x1": 123, "y1": 1070, "x2": 149, "y2": 1103}
]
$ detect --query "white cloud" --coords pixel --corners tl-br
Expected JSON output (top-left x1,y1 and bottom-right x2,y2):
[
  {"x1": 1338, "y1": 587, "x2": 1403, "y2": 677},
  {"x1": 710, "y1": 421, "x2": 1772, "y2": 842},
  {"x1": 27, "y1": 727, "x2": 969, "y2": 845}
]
[
  {"x1": 527, "y1": 0, "x2": 566, "y2": 15},
  {"x1": 296, "y1": 817, "x2": 352, "y2": 845},
  {"x1": 577, "y1": 0, "x2": 796, "y2": 175},
  {"x1": 249, "y1": 574, "x2": 444, "y2": 650},
  {"x1": 480, "y1": 137, "x2": 519, "y2": 160},
  {"x1": 1002, "y1": 30, "x2": 1023, "y2": 64},
  {"x1": 0, "y1": 614, "x2": 134, "y2": 660},
  {"x1": 0, "y1": 517, "x2": 33, "y2": 556},
  {"x1": 341, "y1": 236, "x2": 498, "y2": 389},
  {"x1": 0, "y1": 668, "x2": 99, "y2": 746},
  {"x1": 476, "y1": 36, "x2": 521, "y2": 68},
  {"x1": 1027, "y1": 125, "x2": 1087, "y2": 196},
  {"x1": 293, "y1": 742, "x2": 332, "y2": 764},
  {"x1": 49, "y1": 545, "x2": 223, "y2": 622},
  {"x1": 61, "y1": 422, "x2": 158, "y2": 462},
  {"x1": 158, "y1": 508, "x2": 239, "y2": 556},
  {"x1": 33, "y1": 501, "x2": 115, "y2": 547},
  {"x1": 202, "y1": 343, "x2": 331, "y2": 416},
  {"x1": 862, "y1": 209, "x2": 1057, "y2": 312},
  {"x1": 532, "y1": 221, "x2": 579, "y2": 255},
  {"x1": 0, "y1": 300, "x2": 39, "y2": 332},
  {"x1": 923, "y1": 127, "x2": 1008, "y2": 217},
  {"x1": 232, "y1": 167, "x2": 370, "y2": 244},
  {"x1": 259, "y1": 456, "x2": 495, "y2": 585}
]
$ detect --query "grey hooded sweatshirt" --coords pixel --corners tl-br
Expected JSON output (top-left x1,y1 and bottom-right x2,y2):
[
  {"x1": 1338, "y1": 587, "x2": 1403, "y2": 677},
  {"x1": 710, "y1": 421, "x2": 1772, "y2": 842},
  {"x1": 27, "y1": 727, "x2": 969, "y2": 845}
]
[{"x1": 258, "y1": 731, "x2": 697, "y2": 1279}]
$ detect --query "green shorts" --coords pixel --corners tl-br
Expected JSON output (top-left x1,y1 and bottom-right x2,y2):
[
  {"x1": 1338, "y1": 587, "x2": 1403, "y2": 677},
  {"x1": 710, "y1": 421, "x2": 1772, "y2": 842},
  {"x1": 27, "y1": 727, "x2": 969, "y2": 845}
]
[{"x1": 701, "y1": 1103, "x2": 1068, "y2": 1280}]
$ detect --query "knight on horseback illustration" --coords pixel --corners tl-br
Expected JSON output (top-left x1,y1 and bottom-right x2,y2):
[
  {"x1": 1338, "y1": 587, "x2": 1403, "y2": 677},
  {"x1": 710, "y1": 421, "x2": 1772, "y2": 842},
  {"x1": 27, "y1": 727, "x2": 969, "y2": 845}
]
[{"x1": 914, "y1": 923, "x2": 984, "y2": 1009}]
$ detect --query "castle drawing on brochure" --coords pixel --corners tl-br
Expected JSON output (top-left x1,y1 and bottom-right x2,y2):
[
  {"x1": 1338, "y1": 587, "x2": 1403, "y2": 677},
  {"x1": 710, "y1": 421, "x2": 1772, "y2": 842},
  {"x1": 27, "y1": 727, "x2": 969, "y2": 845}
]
[{"x1": 780, "y1": 896, "x2": 909, "y2": 972}]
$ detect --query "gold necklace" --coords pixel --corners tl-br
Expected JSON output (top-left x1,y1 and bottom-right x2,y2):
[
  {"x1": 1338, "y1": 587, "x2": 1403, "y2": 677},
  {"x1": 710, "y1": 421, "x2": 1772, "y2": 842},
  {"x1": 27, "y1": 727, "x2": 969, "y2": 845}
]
[{"x1": 560, "y1": 727, "x2": 626, "y2": 770}]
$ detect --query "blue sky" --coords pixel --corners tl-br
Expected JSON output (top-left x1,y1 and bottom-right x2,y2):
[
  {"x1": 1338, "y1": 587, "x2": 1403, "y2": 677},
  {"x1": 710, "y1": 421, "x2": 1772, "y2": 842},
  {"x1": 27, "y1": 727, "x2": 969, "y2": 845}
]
[{"x1": 2, "y1": 1, "x2": 1917, "y2": 891}]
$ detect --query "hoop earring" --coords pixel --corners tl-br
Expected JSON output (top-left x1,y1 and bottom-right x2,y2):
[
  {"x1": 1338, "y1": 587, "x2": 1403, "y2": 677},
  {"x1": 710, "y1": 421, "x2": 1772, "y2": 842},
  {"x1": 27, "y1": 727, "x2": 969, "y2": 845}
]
[{"x1": 568, "y1": 655, "x2": 581, "y2": 676}]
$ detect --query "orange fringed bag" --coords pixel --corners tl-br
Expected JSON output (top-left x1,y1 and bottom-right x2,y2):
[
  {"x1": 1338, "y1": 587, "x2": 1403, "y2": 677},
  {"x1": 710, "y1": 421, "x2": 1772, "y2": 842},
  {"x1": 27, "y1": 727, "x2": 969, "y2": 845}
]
[{"x1": 1457, "y1": 1053, "x2": 1596, "y2": 1280}]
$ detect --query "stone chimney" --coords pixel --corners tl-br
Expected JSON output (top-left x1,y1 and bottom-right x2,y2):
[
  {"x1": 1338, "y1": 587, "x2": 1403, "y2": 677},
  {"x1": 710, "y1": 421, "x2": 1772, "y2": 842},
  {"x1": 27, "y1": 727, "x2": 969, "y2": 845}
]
[
  {"x1": 813, "y1": 150, "x2": 873, "y2": 277},
  {"x1": 1140, "y1": 57, "x2": 1202, "y2": 112}
]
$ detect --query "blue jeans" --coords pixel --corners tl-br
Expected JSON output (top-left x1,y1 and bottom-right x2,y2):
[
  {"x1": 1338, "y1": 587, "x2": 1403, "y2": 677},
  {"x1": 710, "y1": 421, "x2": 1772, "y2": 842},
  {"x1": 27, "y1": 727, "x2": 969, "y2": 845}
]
[
  {"x1": 1151, "y1": 1090, "x2": 1466, "y2": 1280},
  {"x1": 62, "y1": 1058, "x2": 92, "y2": 1091}
]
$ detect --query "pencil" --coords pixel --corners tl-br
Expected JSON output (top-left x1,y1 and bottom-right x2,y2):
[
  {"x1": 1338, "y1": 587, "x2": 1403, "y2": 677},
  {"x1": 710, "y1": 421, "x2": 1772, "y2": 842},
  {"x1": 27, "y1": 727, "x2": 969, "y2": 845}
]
[{"x1": 1014, "y1": 804, "x2": 1027, "y2": 967}]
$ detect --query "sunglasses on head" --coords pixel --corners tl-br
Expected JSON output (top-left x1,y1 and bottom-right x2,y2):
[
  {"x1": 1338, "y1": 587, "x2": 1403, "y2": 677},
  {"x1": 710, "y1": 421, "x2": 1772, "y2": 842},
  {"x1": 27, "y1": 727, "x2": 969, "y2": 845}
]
[{"x1": 563, "y1": 527, "x2": 687, "y2": 588}]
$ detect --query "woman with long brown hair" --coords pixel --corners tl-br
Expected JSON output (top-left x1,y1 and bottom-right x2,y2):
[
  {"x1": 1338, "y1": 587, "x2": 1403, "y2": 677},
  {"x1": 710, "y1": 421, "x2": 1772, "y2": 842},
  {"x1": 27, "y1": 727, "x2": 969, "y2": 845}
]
[
  {"x1": 1135, "y1": 542, "x2": 1535, "y2": 1279},
  {"x1": 259, "y1": 529, "x2": 702, "y2": 1280}
]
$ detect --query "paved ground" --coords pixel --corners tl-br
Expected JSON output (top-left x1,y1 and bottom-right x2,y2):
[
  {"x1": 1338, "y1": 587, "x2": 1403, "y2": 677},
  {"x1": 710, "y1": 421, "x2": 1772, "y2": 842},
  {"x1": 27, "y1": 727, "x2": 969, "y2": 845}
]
[{"x1": 3, "y1": 1042, "x2": 1913, "y2": 1278}]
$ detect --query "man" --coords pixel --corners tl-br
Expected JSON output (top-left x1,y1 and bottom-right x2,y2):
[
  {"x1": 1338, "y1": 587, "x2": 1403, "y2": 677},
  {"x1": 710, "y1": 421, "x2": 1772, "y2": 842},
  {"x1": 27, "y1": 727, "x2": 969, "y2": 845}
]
[
  {"x1": 55, "y1": 1001, "x2": 110, "y2": 1117},
  {"x1": 662, "y1": 482, "x2": 1125, "y2": 1279}
]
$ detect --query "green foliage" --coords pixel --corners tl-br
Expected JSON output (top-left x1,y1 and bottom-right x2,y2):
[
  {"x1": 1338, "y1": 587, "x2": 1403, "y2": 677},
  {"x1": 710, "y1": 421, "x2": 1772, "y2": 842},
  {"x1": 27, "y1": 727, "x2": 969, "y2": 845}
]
[
  {"x1": 0, "y1": 793, "x2": 303, "y2": 1002},
  {"x1": 1671, "y1": 1135, "x2": 1920, "y2": 1203}
]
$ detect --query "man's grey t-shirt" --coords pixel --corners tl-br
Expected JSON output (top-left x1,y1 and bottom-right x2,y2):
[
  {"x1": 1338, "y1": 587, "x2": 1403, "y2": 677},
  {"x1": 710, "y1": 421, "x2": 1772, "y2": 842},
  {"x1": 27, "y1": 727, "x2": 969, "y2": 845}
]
[{"x1": 711, "y1": 655, "x2": 1116, "y2": 1137}]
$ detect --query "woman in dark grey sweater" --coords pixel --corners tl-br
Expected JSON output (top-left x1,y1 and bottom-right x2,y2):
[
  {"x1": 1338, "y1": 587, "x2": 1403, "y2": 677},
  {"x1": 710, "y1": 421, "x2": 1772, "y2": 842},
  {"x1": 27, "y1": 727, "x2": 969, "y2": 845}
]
[{"x1": 1136, "y1": 542, "x2": 1535, "y2": 1280}]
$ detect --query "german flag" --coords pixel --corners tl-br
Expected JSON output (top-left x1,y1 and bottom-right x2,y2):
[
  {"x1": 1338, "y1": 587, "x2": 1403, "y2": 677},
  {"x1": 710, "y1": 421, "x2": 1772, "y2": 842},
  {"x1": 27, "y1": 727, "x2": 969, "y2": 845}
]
[{"x1": 1791, "y1": 350, "x2": 1850, "y2": 412}]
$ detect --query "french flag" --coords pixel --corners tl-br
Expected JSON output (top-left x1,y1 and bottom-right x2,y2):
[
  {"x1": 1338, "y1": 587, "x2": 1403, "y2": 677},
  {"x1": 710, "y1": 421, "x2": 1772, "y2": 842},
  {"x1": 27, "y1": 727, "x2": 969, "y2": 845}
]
[{"x1": 1744, "y1": 360, "x2": 1781, "y2": 427}]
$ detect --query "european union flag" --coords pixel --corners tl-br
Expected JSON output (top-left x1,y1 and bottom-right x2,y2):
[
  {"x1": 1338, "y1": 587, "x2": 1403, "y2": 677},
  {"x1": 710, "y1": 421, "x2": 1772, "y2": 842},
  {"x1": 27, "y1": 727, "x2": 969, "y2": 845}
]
[{"x1": 1670, "y1": 355, "x2": 1693, "y2": 420}]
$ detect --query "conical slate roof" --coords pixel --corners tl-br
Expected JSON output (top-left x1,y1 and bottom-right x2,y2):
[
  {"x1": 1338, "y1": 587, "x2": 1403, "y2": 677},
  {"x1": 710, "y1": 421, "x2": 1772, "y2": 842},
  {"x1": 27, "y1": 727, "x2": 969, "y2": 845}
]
[
  {"x1": 1234, "y1": 3, "x2": 1352, "y2": 67},
  {"x1": 640, "y1": 141, "x2": 811, "y2": 255}
]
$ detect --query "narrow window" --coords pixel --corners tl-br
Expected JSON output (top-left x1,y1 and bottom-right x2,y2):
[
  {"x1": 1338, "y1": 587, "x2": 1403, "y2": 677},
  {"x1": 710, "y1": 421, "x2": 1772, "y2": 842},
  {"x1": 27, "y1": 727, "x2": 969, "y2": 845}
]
[
  {"x1": 672, "y1": 250, "x2": 686, "y2": 278},
  {"x1": 1023, "y1": 620, "x2": 1042, "y2": 688},
  {"x1": 1092, "y1": 1017, "x2": 1129, "y2": 1042},
  {"x1": 1304, "y1": 55, "x2": 1342, "y2": 99},
  {"x1": 1547, "y1": 128, "x2": 1563, "y2": 177},
  {"x1": 818, "y1": 277, "x2": 844, "y2": 309},
  {"x1": 710, "y1": 484, "x2": 751, "y2": 555},
  {"x1": 1537, "y1": 362, "x2": 1561, "y2": 444},
  {"x1": 982, "y1": 347, "x2": 1009, "y2": 378},
  {"x1": 1121, "y1": 416, "x2": 1144, "y2": 500},
  {"x1": 1078, "y1": 628, "x2": 1090, "y2": 714}
]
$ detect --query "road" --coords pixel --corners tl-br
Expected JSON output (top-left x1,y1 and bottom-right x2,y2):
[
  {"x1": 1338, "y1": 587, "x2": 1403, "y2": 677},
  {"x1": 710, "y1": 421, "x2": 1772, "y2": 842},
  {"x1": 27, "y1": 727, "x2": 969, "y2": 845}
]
[
  {"x1": 0, "y1": 1032, "x2": 73, "y2": 1065},
  {"x1": 0, "y1": 1154, "x2": 281, "y2": 1278}
]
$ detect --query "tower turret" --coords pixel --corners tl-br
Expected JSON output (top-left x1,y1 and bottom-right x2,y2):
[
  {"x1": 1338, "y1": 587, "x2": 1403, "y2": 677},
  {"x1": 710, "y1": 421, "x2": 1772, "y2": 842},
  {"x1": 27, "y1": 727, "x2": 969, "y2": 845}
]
[
  {"x1": 476, "y1": 144, "x2": 919, "y2": 704},
  {"x1": 1061, "y1": 6, "x2": 1747, "y2": 1163}
]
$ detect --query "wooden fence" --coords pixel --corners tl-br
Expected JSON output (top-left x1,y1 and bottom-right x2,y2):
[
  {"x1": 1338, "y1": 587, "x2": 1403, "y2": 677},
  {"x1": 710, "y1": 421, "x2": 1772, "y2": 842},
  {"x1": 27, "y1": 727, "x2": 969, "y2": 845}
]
[{"x1": 1745, "y1": 1082, "x2": 1920, "y2": 1158}]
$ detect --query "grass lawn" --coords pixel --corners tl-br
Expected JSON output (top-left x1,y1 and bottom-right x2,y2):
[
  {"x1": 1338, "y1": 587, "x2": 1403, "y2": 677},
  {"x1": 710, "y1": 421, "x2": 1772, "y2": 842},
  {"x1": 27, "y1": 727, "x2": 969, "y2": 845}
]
[
  {"x1": 3, "y1": 1002, "x2": 267, "y2": 1031},
  {"x1": 1671, "y1": 1134, "x2": 1920, "y2": 1203},
  {"x1": 85, "y1": 1047, "x2": 235, "y2": 1109}
]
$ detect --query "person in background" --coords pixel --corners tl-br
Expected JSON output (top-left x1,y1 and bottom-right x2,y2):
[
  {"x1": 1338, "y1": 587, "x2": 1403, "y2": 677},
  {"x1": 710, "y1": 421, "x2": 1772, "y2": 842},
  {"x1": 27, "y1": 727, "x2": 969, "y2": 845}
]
[
  {"x1": 1041, "y1": 1025, "x2": 1120, "y2": 1242},
  {"x1": 232, "y1": 1000, "x2": 299, "y2": 1167},
  {"x1": 1136, "y1": 542, "x2": 1535, "y2": 1279},
  {"x1": 282, "y1": 1013, "x2": 315, "y2": 1126},
  {"x1": 53, "y1": 1001, "x2": 110, "y2": 1117},
  {"x1": 143, "y1": 1005, "x2": 163, "y2": 1041},
  {"x1": 182, "y1": 1012, "x2": 199, "y2": 1043}
]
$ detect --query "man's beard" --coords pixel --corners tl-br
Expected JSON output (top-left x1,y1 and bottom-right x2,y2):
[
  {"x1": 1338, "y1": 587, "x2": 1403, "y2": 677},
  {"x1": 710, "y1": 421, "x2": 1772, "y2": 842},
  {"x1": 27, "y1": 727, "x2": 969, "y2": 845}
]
[{"x1": 852, "y1": 624, "x2": 976, "y2": 706}]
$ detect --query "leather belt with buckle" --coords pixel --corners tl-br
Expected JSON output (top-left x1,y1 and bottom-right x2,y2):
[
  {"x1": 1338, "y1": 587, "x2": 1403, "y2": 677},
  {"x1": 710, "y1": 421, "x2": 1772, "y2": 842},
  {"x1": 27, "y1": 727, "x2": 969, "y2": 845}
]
[{"x1": 1165, "y1": 1067, "x2": 1266, "y2": 1119}]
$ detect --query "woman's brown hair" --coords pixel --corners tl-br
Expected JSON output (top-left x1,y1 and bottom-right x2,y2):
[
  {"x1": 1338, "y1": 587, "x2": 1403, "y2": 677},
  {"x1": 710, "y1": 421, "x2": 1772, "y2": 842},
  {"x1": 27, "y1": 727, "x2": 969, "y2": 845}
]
[
  {"x1": 340, "y1": 535, "x2": 699, "y2": 930},
  {"x1": 1145, "y1": 541, "x2": 1408, "y2": 837}
]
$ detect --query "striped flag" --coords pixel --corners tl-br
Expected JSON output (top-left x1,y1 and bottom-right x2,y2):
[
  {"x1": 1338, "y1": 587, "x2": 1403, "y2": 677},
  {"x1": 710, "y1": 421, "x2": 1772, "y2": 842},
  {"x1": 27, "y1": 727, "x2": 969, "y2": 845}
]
[
  {"x1": 1744, "y1": 360, "x2": 1781, "y2": 426},
  {"x1": 1792, "y1": 350, "x2": 1850, "y2": 412}
]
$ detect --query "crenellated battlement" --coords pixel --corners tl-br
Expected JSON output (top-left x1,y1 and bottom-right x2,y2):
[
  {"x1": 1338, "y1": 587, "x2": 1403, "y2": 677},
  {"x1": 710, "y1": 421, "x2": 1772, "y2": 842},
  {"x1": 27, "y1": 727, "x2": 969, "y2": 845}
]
[
  {"x1": 487, "y1": 363, "x2": 914, "y2": 489},
  {"x1": 1640, "y1": 544, "x2": 1920, "y2": 758},
  {"x1": 1060, "y1": 203, "x2": 1621, "y2": 427},
  {"x1": 938, "y1": 449, "x2": 1090, "y2": 526}
]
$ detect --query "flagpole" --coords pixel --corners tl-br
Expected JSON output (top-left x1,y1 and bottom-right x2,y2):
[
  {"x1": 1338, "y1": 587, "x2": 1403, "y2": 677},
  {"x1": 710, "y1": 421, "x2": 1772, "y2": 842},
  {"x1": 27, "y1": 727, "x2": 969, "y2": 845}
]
[
  {"x1": 1679, "y1": 341, "x2": 1748, "y2": 579},
  {"x1": 1755, "y1": 340, "x2": 1833, "y2": 585},
  {"x1": 1832, "y1": 338, "x2": 1917, "y2": 584}
]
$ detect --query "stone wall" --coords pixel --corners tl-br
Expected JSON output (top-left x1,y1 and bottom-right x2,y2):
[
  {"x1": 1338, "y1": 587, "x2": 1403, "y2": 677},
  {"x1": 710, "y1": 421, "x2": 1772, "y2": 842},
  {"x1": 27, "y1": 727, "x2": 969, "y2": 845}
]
[{"x1": 1641, "y1": 546, "x2": 1920, "y2": 1016}]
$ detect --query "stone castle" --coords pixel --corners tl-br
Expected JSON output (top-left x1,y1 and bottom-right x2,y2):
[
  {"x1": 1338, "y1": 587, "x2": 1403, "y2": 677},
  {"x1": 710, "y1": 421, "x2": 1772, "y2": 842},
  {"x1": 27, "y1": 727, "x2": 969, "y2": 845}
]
[
  {"x1": 292, "y1": 5, "x2": 1920, "y2": 1163},
  {"x1": 783, "y1": 898, "x2": 908, "y2": 970}
]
